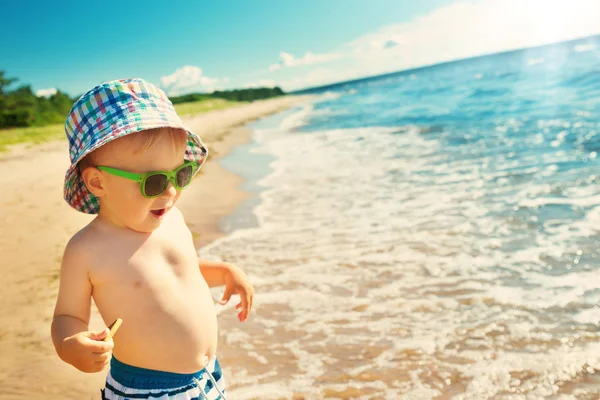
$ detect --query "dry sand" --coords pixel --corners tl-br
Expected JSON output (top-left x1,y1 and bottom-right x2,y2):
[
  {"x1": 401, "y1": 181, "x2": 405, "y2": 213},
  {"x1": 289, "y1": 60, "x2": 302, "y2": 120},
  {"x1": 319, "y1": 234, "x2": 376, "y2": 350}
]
[{"x1": 0, "y1": 96, "x2": 310, "y2": 399}]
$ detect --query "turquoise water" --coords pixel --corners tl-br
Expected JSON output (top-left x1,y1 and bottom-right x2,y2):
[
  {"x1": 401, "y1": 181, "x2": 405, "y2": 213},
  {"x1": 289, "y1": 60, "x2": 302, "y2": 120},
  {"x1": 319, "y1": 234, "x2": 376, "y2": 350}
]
[{"x1": 204, "y1": 36, "x2": 600, "y2": 399}]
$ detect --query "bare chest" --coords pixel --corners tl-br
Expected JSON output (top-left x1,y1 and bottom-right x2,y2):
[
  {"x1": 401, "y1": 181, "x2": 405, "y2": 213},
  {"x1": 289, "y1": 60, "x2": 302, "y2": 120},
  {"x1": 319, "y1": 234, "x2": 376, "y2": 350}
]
[{"x1": 91, "y1": 225, "x2": 199, "y2": 290}]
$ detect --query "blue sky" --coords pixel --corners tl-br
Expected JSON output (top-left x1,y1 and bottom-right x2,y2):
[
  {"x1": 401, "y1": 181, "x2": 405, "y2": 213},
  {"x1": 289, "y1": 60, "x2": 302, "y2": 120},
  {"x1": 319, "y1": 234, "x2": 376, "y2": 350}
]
[{"x1": 3, "y1": 0, "x2": 600, "y2": 97}]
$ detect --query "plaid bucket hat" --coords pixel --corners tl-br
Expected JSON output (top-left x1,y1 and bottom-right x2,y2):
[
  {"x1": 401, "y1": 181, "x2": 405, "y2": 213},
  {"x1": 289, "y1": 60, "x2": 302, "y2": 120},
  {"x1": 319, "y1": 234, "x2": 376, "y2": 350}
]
[{"x1": 63, "y1": 78, "x2": 208, "y2": 214}]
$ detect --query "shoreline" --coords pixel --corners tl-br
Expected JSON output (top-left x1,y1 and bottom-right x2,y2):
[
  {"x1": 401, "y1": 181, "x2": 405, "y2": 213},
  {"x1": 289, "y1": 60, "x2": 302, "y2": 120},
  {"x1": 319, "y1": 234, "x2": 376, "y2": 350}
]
[
  {"x1": 0, "y1": 95, "x2": 311, "y2": 399},
  {"x1": 181, "y1": 96, "x2": 311, "y2": 248},
  {"x1": 178, "y1": 125, "x2": 255, "y2": 249}
]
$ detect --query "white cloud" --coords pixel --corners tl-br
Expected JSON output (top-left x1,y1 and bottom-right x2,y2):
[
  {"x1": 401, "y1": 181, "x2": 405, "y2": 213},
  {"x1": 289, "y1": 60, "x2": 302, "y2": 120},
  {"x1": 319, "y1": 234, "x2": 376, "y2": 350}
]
[
  {"x1": 383, "y1": 40, "x2": 399, "y2": 49},
  {"x1": 279, "y1": 68, "x2": 366, "y2": 92},
  {"x1": 160, "y1": 66, "x2": 227, "y2": 95},
  {"x1": 36, "y1": 88, "x2": 57, "y2": 98},
  {"x1": 280, "y1": 52, "x2": 295, "y2": 66},
  {"x1": 344, "y1": 0, "x2": 600, "y2": 68},
  {"x1": 272, "y1": 0, "x2": 600, "y2": 91},
  {"x1": 268, "y1": 51, "x2": 342, "y2": 71},
  {"x1": 243, "y1": 79, "x2": 277, "y2": 89}
]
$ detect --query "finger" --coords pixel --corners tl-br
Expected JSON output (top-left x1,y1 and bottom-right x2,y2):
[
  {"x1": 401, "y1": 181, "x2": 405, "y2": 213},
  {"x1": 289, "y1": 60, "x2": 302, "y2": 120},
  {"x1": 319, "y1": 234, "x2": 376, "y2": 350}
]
[
  {"x1": 95, "y1": 359, "x2": 110, "y2": 369},
  {"x1": 93, "y1": 360, "x2": 109, "y2": 371},
  {"x1": 94, "y1": 336, "x2": 114, "y2": 349},
  {"x1": 235, "y1": 302, "x2": 243, "y2": 320},
  {"x1": 242, "y1": 293, "x2": 249, "y2": 313},
  {"x1": 93, "y1": 352, "x2": 112, "y2": 363},
  {"x1": 219, "y1": 286, "x2": 234, "y2": 305},
  {"x1": 94, "y1": 358, "x2": 111, "y2": 366},
  {"x1": 87, "y1": 328, "x2": 110, "y2": 341},
  {"x1": 240, "y1": 295, "x2": 249, "y2": 322},
  {"x1": 89, "y1": 339, "x2": 113, "y2": 354},
  {"x1": 238, "y1": 310, "x2": 247, "y2": 322},
  {"x1": 247, "y1": 292, "x2": 253, "y2": 314}
]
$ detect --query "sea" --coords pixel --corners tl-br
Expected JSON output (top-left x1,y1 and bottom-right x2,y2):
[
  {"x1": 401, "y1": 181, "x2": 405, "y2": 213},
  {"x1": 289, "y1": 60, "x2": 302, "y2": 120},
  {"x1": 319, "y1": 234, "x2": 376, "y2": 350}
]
[{"x1": 199, "y1": 35, "x2": 600, "y2": 399}]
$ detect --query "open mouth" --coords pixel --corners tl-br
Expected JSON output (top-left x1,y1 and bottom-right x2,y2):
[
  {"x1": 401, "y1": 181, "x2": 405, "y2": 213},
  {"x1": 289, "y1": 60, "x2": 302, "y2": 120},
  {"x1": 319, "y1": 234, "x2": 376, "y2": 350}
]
[{"x1": 150, "y1": 208, "x2": 166, "y2": 217}]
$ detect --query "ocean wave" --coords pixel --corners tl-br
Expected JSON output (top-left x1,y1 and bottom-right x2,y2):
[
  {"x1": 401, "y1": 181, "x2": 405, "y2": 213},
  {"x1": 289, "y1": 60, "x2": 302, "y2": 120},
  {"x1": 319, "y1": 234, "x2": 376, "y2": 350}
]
[
  {"x1": 560, "y1": 69, "x2": 600, "y2": 89},
  {"x1": 495, "y1": 71, "x2": 519, "y2": 79},
  {"x1": 202, "y1": 42, "x2": 600, "y2": 396},
  {"x1": 468, "y1": 87, "x2": 513, "y2": 98},
  {"x1": 527, "y1": 57, "x2": 545, "y2": 66},
  {"x1": 519, "y1": 194, "x2": 600, "y2": 209},
  {"x1": 574, "y1": 43, "x2": 596, "y2": 53}
]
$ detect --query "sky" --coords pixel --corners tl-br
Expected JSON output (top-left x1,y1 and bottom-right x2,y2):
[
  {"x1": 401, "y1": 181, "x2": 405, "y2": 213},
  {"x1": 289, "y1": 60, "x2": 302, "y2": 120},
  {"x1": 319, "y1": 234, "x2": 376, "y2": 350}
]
[{"x1": 2, "y1": 0, "x2": 600, "y2": 98}]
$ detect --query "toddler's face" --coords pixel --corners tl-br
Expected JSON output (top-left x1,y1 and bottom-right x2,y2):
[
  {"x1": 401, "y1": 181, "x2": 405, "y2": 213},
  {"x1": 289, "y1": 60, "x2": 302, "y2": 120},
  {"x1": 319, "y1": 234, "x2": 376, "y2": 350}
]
[{"x1": 95, "y1": 131, "x2": 188, "y2": 233}]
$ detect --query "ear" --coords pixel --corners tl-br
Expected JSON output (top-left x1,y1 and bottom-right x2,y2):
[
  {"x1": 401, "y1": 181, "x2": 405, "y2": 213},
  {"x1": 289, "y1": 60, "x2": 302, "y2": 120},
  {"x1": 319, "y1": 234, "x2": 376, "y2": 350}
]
[{"x1": 81, "y1": 166, "x2": 107, "y2": 197}]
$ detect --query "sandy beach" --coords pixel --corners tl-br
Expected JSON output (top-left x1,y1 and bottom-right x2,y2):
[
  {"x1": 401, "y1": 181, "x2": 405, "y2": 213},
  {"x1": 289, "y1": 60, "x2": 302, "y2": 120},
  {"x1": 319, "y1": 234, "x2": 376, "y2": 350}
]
[{"x1": 0, "y1": 96, "x2": 309, "y2": 399}]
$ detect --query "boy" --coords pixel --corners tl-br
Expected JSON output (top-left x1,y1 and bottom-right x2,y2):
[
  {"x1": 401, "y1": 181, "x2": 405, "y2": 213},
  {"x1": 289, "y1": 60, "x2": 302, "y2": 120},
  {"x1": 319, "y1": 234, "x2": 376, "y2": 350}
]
[{"x1": 51, "y1": 78, "x2": 254, "y2": 399}]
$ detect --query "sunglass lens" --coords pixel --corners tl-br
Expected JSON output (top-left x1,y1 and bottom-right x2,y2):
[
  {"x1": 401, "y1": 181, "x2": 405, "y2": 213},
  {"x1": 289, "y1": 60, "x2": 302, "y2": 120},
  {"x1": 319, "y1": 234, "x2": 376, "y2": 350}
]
[
  {"x1": 144, "y1": 174, "x2": 168, "y2": 197},
  {"x1": 176, "y1": 165, "x2": 194, "y2": 188}
]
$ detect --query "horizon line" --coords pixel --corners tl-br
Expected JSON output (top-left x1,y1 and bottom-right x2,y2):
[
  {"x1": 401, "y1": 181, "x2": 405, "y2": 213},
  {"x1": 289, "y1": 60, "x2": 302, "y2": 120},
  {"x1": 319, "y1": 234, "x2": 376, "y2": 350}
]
[{"x1": 290, "y1": 33, "x2": 600, "y2": 94}]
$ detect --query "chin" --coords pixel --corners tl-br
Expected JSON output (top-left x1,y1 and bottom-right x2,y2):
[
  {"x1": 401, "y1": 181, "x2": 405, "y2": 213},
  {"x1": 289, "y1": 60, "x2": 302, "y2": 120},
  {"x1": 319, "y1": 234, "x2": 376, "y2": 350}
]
[{"x1": 127, "y1": 216, "x2": 163, "y2": 233}]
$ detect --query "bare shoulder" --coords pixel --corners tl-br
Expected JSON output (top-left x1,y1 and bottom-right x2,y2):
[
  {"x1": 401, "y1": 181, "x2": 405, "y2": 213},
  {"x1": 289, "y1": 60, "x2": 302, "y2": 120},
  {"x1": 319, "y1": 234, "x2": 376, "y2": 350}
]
[
  {"x1": 166, "y1": 206, "x2": 193, "y2": 238},
  {"x1": 170, "y1": 206, "x2": 185, "y2": 221},
  {"x1": 170, "y1": 207, "x2": 190, "y2": 228},
  {"x1": 62, "y1": 219, "x2": 114, "y2": 270},
  {"x1": 62, "y1": 224, "x2": 96, "y2": 267}
]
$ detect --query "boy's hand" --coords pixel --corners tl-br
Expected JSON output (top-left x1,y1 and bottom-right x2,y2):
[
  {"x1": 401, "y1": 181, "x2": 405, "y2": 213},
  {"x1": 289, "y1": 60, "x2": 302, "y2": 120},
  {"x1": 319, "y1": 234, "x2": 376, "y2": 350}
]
[
  {"x1": 60, "y1": 328, "x2": 114, "y2": 373},
  {"x1": 219, "y1": 264, "x2": 255, "y2": 322}
]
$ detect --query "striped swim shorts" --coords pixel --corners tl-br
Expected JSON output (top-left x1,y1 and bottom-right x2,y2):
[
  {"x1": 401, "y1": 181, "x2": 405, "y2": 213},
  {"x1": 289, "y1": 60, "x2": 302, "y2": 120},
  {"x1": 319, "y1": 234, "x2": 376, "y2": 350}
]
[{"x1": 101, "y1": 356, "x2": 227, "y2": 399}]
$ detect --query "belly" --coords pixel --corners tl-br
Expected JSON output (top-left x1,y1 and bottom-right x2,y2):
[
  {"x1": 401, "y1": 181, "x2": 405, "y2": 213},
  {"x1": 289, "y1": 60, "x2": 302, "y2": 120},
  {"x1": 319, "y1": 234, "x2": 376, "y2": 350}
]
[{"x1": 93, "y1": 272, "x2": 219, "y2": 373}]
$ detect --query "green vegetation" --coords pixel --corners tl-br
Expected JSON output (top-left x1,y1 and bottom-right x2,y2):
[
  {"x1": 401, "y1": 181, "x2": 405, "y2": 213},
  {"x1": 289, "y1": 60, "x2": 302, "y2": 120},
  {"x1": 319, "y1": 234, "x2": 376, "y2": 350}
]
[
  {"x1": 170, "y1": 87, "x2": 285, "y2": 103},
  {"x1": 210, "y1": 87, "x2": 284, "y2": 102},
  {"x1": 0, "y1": 72, "x2": 75, "y2": 129},
  {"x1": 174, "y1": 98, "x2": 242, "y2": 116},
  {"x1": 0, "y1": 71, "x2": 285, "y2": 151},
  {"x1": 0, "y1": 124, "x2": 64, "y2": 152}
]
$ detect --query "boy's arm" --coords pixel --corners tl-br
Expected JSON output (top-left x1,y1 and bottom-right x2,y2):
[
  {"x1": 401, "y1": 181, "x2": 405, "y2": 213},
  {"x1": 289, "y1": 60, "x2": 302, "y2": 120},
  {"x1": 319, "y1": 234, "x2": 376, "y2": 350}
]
[
  {"x1": 199, "y1": 259, "x2": 231, "y2": 287},
  {"x1": 199, "y1": 259, "x2": 255, "y2": 322},
  {"x1": 52, "y1": 238, "x2": 92, "y2": 350},
  {"x1": 51, "y1": 237, "x2": 112, "y2": 371}
]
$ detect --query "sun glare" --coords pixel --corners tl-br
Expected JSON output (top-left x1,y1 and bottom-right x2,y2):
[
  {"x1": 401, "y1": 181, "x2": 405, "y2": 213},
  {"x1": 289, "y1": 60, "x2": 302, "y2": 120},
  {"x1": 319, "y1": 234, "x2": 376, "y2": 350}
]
[{"x1": 522, "y1": 0, "x2": 600, "y2": 44}]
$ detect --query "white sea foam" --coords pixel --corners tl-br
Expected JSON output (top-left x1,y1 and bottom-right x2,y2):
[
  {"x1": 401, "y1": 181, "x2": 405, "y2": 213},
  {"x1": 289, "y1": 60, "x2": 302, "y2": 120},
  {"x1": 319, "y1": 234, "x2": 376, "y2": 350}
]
[
  {"x1": 574, "y1": 43, "x2": 596, "y2": 53},
  {"x1": 527, "y1": 57, "x2": 545, "y2": 66},
  {"x1": 199, "y1": 101, "x2": 600, "y2": 397}
]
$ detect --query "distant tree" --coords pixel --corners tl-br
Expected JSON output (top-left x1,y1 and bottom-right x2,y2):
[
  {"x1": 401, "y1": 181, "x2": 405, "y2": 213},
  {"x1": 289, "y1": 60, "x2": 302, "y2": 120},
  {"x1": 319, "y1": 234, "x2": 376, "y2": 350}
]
[
  {"x1": 169, "y1": 87, "x2": 285, "y2": 105},
  {"x1": 4, "y1": 85, "x2": 37, "y2": 126},
  {"x1": 0, "y1": 71, "x2": 285, "y2": 129},
  {"x1": 0, "y1": 71, "x2": 17, "y2": 95},
  {"x1": 169, "y1": 93, "x2": 213, "y2": 104},
  {"x1": 0, "y1": 71, "x2": 80, "y2": 128},
  {"x1": 211, "y1": 87, "x2": 285, "y2": 102},
  {"x1": 48, "y1": 90, "x2": 75, "y2": 123},
  {"x1": 0, "y1": 71, "x2": 18, "y2": 127}
]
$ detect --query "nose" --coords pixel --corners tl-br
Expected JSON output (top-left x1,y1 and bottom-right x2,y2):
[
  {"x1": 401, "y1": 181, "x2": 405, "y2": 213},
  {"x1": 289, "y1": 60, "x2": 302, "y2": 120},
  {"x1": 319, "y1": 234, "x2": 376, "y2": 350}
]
[{"x1": 160, "y1": 181, "x2": 178, "y2": 198}]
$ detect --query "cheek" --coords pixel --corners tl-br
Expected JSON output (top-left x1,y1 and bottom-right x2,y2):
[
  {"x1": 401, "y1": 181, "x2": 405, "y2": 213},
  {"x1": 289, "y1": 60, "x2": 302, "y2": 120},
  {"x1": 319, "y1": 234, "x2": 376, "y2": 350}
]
[
  {"x1": 173, "y1": 190, "x2": 183, "y2": 202},
  {"x1": 106, "y1": 177, "x2": 138, "y2": 199},
  {"x1": 105, "y1": 178, "x2": 151, "y2": 209}
]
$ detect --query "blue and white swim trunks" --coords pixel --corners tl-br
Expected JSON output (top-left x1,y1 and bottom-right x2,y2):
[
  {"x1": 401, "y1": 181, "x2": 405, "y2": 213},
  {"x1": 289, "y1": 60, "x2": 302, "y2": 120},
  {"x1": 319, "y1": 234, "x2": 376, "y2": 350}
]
[{"x1": 101, "y1": 356, "x2": 227, "y2": 400}]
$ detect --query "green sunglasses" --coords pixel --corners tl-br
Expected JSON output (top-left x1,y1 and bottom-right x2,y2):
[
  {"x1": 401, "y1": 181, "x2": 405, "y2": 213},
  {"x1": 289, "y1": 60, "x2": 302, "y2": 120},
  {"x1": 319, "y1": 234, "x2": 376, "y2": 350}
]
[{"x1": 97, "y1": 161, "x2": 200, "y2": 198}]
